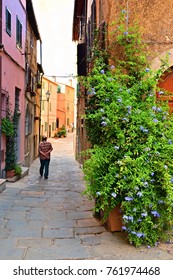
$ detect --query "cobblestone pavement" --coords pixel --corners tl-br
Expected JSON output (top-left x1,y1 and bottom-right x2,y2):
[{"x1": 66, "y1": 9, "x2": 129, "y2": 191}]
[{"x1": 0, "y1": 133, "x2": 172, "y2": 260}]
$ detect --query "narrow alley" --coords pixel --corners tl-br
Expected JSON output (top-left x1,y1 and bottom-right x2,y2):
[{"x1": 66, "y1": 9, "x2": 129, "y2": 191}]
[{"x1": 0, "y1": 133, "x2": 172, "y2": 260}]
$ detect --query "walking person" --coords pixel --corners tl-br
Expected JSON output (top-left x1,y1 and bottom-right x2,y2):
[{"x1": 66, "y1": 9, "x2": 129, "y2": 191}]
[{"x1": 38, "y1": 136, "x2": 53, "y2": 179}]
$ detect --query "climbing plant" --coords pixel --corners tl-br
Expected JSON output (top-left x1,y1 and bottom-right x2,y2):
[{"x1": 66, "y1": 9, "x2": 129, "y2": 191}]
[{"x1": 82, "y1": 11, "x2": 173, "y2": 246}]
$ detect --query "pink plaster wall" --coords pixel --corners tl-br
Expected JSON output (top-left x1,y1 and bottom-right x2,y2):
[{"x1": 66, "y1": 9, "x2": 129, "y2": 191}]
[{"x1": 1, "y1": 0, "x2": 26, "y2": 166}]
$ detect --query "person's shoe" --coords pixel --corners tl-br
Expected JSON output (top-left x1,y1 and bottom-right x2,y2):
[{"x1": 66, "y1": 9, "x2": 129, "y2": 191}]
[
  {"x1": 44, "y1": 177, "x2": 48, "y2": 179},
  {"x1": 39, "y1": 175, "x2": 43, "y2": 178}
]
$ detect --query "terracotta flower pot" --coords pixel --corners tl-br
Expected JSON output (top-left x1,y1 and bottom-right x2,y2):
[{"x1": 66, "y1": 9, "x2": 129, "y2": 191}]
[
  {"x1": 106, "y1": 205, "x2": 123, "y2": 232},
  {"x1": 6, "y1": 170, "x2": 15, "y2": 178}
]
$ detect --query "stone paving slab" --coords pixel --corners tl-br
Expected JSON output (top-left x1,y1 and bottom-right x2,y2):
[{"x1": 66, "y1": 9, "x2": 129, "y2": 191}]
[{"x1": 0, "y1": 133, "x2": 172, "y2": 260}]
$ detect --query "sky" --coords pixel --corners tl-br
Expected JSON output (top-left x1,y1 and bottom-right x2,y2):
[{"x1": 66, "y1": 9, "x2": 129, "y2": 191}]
[{"x1": 32, "y1": 0, "x2": 77, "y2": 80}]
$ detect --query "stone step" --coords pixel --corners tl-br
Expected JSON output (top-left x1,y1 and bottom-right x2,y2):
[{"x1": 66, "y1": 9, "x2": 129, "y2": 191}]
[
  {"x1": 6, "y1": 166, "x2": 29, "y2": 182},
  {"x1": 0, "y1": 178, "x2": 6, "y2": 193}
]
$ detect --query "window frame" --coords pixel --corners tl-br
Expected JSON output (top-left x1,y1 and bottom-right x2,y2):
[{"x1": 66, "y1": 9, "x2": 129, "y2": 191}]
[
  {"x1": 16, "y1": 16, "x2": 22, "y2": 49},
  {"x1": 6, "y1": 7, "x2": 11, "y2": 36}
]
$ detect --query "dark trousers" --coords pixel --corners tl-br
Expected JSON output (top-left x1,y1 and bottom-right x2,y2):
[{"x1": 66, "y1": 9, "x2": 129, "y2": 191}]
[{"x1": 39, "y1": 159, "x2": 50, "y2": 179}]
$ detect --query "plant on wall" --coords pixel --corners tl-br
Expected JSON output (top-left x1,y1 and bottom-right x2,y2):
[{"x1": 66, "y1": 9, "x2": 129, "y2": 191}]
[
  {"x1": 2, "y1": 101, "x2": 20, "y2": 173},
  {"x1": 82, "y1": 11, "x2": 173, "y2": 246}
]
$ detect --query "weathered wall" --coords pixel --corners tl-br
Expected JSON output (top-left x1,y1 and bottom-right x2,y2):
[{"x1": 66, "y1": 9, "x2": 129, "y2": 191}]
[{"x1": 96, "y1": 0, "x2": 173, "y2": 67}]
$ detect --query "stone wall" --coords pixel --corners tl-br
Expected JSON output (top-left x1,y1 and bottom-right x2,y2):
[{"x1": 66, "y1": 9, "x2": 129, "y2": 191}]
[{"x1": 96, "y1": 0, "x2": 173, "y2": 67}]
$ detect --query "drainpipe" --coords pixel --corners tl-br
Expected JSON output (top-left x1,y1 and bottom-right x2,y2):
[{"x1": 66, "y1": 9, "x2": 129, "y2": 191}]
[{"x1": 39, "y1": 41, "x2": 43, "y2": 143}]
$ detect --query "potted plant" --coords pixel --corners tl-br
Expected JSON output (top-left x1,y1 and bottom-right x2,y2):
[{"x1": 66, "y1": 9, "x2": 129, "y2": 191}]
[
  {"x1": 82, "y1": 13, "x2": 173, "y2": 246},
  {"x1": 57, "y1": 125, "x2": 67, "y2": 138},
  {"x1": 14, "y1": 164, "x2": 22, "y2": 176},
  {"x1": 2, "y1": 106, "x2": 20, "y2": 178}
]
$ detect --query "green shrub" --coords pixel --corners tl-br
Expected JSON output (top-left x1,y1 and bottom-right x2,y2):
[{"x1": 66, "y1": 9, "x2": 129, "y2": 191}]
[
  {"x1": 14, "y1": 164, "x2": 22, "y2": 176},
  {"x1": 57, "y1": 125, "x2": 67, "y2": 137}
]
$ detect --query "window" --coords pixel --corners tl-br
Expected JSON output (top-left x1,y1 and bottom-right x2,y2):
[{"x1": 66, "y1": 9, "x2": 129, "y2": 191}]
[
  {"x1": 57, "y1": 85, "x2": 61, "y2": 93},
  {"x1": 56, "y1": 118, "x2": 59, "y2": 128},
  {"x1": 16, "y1": 16, "x2": 22, "y2": 48},
  {"x1": 6, "y1": 7, "x2": 11, "y2": 36},
  {"x1": 25, "y1": 106, "x2": 32, "y2": 135},
  {"x1": 52, "y1": 122, "x2": 54, "y2": 130},
  {"x1": 41, "y1": 100, "x2": 45, "y2": 111}
]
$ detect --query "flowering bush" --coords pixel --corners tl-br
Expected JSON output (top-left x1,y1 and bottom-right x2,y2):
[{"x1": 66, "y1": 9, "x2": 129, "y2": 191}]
[{"x1": 83, "y1": 13, "x2": 173, "y2": 246}]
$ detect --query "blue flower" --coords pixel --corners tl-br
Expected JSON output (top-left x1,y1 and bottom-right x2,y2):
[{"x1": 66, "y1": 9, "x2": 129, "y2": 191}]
[
  {"x1": 156, "y1": 107, "x2": 162, "y2": 112},
  {"x1": 111, "y1": 192, "x2": 117, "y2": 198},
  {"x1": 122, "y1": 117, "x2": 128, "y2": 121},
  {"x1": 122, "y1": 10, "x2": 126, "y2": 13},
  {"x1": 140, "y1": 126, "x2": 148, "y2": 133},
  {"x1": 137, "y1": 191, "x2": 143, "y2": 197},
  {"x1": 128, "y1": 216, "x2": 134, "y2": 222},
  {"x1": 96, "y1": 191, "x2": 101, "y2": 196},
  {"x1": 164, "y1": 165, "x2": 168, "y2": 169},
  {"x1": 133, "y1": 208, "x2": 137, "y2": 212},
  {"x1": 158, "y1": 90, "x2": 164, "y2": 95},
  {"x1": 146, "y1": 68, "x2": 150, "y2": 72},
  {"x1": 117, "y1": 97, "x2": 122, "y2": 102},
  {"x1": 136, "y1": 232, "x2": 144, "y2": 238},
  {"x1": 124, "y1": 31, "x2": 128, "y2": 35},
  {"x1": 114, "y1": 146, "x2": 120, "y2": 150},
  {"x1": 101, "y1": 121, "x2": 107, "y2": 126},
  {"x1": 100, "y1": 69, "x2": 105, "y2": 74},
  {"x1": 123, "y1": 215, "x2": 134, "y2": 222},
  {"x1": 168, "y1": 139, "x2": 172, "y2": 144},
  {"x1": 151, "y1": 172, "x2": 155, "y2": 176},
  {"x1": 170, "y1": 178, "x2": 173, "y2": 183},
  {"x1": 105, "y1": 98, "x2": 110, "y2": 103},
  {"x1": 126, "y1": 105, "x2": 131, "y2": 109},
  {"x1": 143, "y1": 181, "x2": 148, "y2": 187},
  {"x1": 125, "y1": 196, "x2": 133, "y2": 201},
  {"x1": 152, "y1": 106, "x2": 157, "y2": 111},
  {"x1": 158, "y1": 200, "x2": 164, "y2": 204},
  {"x1": 127, "y1": 89, "x2": 131, "y2": 93},
  {"x1": 144, "y1": 147, "x2": 150, "y2": 151},
  {"x1": 100, "y1": 109, "x2": 104, "y2": 113},
  {"x1": 91, "y1": 87, "x2": 96, "y2": 94},
  {"x1": 122, "y1": 226, "x2": 127, "y2": 230},
  {"x1": 151, "y1": 210, "x2": 160, "y2": 217},
  {"x1": 153, "y1": 118, "x2": 158, "y2": 123},
  {"x1": 110, "y1": 65, "x2": 115, "y2": 69},
  {"x1": 141, "y1": 212, "x2": 148, "y2": 217}
]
